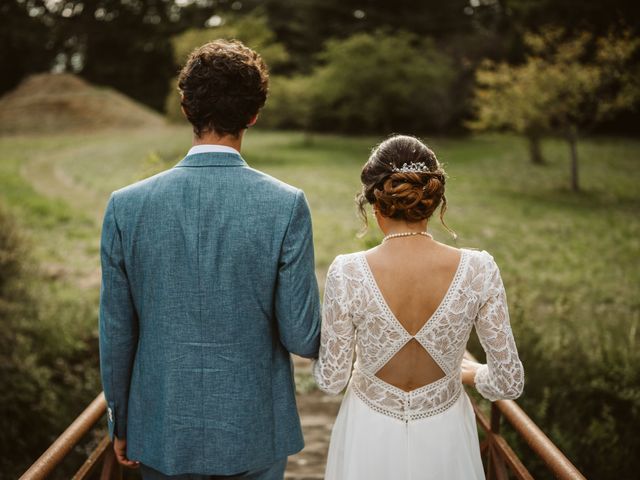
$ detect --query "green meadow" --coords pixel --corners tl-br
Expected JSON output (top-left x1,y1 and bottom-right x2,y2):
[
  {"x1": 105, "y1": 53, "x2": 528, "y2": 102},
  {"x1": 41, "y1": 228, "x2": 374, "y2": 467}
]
[{"x1": 1, "y1": 126, "x2": 638, "y2": 477}]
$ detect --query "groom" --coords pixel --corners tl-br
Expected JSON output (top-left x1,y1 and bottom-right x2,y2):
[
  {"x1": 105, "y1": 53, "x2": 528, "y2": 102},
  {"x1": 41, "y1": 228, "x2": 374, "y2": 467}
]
[{"x1": 99, "y1": 40, "x2": 321, "y2": 479}]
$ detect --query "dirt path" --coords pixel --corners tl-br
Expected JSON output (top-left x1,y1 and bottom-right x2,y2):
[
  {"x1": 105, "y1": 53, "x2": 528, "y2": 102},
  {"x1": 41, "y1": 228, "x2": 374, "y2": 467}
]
[
  {"x1": 19, "y1": 143, "x2": 106, "y2": 290},
  {"x1": 21, "y1": 144, "x2": 107, "y2": 224}
]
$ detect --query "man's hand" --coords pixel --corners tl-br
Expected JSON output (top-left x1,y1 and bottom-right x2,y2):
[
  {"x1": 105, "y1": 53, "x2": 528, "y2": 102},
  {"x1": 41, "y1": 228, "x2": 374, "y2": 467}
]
[
  {"x1": 113, "y1": 436, "x2": 140, "y2": 469},
  {"x1": 461, "y1": 357, "x2": 482, "y2": 387}
]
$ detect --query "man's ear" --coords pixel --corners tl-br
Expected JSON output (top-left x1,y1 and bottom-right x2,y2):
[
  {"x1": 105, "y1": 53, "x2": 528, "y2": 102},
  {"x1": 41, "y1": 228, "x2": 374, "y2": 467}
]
[
  {"x1": 247, "y1": 114, "x2": 259, "y2": 127},
  {"x1": 179, "y1": 93, "x2": 188, "y2": 119}
]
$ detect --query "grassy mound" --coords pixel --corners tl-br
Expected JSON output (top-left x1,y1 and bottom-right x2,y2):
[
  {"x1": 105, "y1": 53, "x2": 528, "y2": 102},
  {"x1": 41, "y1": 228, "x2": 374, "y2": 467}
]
[{"x1": 0, "y1": 73, "x2": 165, "y2": 134}]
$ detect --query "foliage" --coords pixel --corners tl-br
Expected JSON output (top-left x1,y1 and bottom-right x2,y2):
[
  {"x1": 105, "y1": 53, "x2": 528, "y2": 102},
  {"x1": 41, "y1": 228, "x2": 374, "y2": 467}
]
[
  {"x1": 169, "y1": 28, "x2": 458, "y2": 134},
  {"x1": 0, "y1": 0, "x2": 53, "y2": 95},
  {"x1": 3, "y1": 0, "x2": 640, "y2": 133},
  {"x1": 51, "y1": 0, "x2": 187, "y2": 112},
  {"x1": 258, "y1": 75, "x2": 315, "y2": 131},
  {"x1": 471, "y1": 27, "x2": 640, "y2": 137},
  {"x1": 506, "y1": 0, "x2": 640, "y2": 35},
  {"x1": 305, "y1": 30, "x2": 457, "y2": 133},
  {"x1": 0, "y1": 175, "x2": 100, "y2": 477},
  {"x1": 258, "y1": 0, "x2": 480, "y2": 70},
  {"x1": 470, "y1": 27, "x2": 640, "y2": 187},
  {"x1": 171, "y1": 9, "x2": 290, "y2": 71},
  {"x1": 510, "y1": 318, "x2": 640, "y2": 479},
  {"x1": 0, "y1": 0, "x2": 262, "y2": 111},
  {"x1": 0, "y1": 203, "x2": 24, "y2": 296}
]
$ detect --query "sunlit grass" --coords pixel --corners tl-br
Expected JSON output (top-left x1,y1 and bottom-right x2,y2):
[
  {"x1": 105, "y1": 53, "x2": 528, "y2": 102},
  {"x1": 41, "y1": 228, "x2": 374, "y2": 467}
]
[{"x1": 1, "y1": 127, "x2": 638, "y2": 336}]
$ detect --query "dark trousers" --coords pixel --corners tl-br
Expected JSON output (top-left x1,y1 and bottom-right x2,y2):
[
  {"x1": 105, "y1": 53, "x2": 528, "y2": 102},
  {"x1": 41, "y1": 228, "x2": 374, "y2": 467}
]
[{"x1": 139, "y1": 458, "x2": 287, "y2": 480}]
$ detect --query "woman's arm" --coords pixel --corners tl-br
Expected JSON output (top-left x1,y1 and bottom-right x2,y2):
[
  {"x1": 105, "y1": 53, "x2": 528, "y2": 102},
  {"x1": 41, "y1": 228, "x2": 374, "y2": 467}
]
[
  {"x1": 472, "y1": 253, "x2": 525, "y2": 401},
  {"x1": 312, "y1": 256, "x2": 356, "y2": 395}
]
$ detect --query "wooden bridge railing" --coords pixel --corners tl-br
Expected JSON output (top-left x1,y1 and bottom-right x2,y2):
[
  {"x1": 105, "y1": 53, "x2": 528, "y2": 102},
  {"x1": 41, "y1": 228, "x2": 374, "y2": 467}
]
[
  {"x1": 20, "y1": 355, "x2": 587, "y2": 480},
  {"x1": 465, "y1": 354, "x2": 586, "y2": 480},
  {"x1": 19, "y1": 392, "x2": 122, "y2": 480}
]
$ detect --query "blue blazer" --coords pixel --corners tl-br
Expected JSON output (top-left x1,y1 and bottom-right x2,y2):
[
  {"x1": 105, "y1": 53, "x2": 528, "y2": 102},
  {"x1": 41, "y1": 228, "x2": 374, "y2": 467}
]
[{"x1": 98, "y1": 150, "x2": 321, "y2": 475}]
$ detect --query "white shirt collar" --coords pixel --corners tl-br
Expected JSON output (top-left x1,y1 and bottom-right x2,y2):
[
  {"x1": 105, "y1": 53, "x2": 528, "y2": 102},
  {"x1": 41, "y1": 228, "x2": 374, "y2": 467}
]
[{"x1": 187, "y1": 144, "x2": 240, "y2": 156}]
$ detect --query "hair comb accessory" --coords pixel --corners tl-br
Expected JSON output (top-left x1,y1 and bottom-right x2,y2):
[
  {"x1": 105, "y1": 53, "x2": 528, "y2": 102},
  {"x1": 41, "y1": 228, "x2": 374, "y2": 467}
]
[{"x1": 391, "y1": 162, "x2": 431, "y2": 173}]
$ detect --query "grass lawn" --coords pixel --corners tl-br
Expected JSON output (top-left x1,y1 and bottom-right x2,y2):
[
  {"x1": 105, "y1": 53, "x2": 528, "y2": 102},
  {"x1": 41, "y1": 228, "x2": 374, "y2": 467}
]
[
  {"x1": 1, "y1": 125, "x2": 638, "y2": 346},
  {"x1": 1, "y1": 124, "x2": 638, "y2": 341},
  {"x1": 1, "y1": 125, "x2": 638, "y2": 477}
]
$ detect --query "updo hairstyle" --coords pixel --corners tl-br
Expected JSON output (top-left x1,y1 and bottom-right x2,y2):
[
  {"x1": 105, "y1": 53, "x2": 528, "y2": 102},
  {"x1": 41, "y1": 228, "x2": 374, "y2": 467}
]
[{"x1": 356, "y1": 135, "x2": 456, "y2": 238}]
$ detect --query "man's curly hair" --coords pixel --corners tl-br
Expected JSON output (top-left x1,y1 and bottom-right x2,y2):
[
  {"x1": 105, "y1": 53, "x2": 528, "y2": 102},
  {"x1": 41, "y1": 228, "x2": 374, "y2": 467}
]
[{"x1": 177, "y1": 39, "x2": 269, "y2": 137}]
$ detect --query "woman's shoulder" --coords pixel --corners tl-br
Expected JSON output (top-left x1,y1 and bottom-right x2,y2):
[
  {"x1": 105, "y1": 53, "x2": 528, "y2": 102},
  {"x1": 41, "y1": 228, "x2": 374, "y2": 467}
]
[
  {"x1": 325, "y1": 251, "x2": 367, "y2": 279},
  {"x1": 459, "y1": 246, "x2": 495, "y2": 262},
  {"x1": 457, "y1": 247, "x2": 501, "y2": 280},
  {"x1": 424, "y1": 242, "x2": 490, "y2": 266},
  {"x1": 329, "y1": 250, "x2": 364, "y2": 267}
]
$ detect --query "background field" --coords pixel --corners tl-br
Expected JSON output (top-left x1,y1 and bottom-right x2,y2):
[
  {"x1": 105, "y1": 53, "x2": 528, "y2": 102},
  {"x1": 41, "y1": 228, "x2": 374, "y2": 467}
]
[{"x1": 1, "y1": 125, "x2": 639, "y2": 478}]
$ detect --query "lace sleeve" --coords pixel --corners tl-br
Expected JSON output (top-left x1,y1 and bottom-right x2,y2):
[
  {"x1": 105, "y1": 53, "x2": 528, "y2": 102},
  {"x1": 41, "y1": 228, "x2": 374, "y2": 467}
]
[
  {"x1": 473, "y1": 253, "x2": 525, "y2": 401},
  {"x1": 312, "y1": 256, "x2": 356, "y2": 395}
]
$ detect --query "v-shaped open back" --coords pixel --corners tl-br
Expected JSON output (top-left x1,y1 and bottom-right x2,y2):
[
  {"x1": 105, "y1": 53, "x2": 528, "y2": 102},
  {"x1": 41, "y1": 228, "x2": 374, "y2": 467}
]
[
  {"x1": 313, "y1": 247, "x2": 525, "y2": 423},
  {"x1": 361, "y1": 249, "x2": 466, "y2": 392},
  {"x1": 361, "y1": 249, "x2": 465, "y2": 337}
]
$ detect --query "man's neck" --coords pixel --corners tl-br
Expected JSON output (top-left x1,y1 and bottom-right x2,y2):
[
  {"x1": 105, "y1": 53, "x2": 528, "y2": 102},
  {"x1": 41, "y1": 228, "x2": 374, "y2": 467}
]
[{"x1": 193, "y1": 130, "x2": 244, "y2": 153}]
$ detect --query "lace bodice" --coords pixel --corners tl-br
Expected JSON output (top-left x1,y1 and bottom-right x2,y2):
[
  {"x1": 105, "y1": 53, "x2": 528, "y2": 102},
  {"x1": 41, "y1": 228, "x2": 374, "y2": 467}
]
[{"x1": 312, "y1": 248, "x2": 524, "y2": 422}]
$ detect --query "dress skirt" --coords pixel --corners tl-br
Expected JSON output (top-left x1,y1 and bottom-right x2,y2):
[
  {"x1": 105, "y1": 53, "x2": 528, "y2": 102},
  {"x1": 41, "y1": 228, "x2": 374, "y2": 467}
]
[{"x1": 324, "y1": 386, "x2": 486, "y2": 480}]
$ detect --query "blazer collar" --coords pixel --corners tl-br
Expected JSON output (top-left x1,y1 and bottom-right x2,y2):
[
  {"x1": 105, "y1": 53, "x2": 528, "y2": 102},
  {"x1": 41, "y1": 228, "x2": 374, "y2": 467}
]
[{"x1": 174, "y1": 151, "x2": 248, "y2": 168}]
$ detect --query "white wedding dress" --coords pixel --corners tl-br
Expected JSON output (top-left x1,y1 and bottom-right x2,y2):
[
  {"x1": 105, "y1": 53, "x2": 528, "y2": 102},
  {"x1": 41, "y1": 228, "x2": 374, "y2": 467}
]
[{"x1": 312, "y1": 248, "x2": 525, "y2": 480}]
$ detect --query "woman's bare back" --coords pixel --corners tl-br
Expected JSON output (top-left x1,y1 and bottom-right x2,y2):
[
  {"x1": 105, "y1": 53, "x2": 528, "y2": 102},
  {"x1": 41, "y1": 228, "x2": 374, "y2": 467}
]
[{"x1": 364, "y1": 239, "x2": 463, "y2": 392}]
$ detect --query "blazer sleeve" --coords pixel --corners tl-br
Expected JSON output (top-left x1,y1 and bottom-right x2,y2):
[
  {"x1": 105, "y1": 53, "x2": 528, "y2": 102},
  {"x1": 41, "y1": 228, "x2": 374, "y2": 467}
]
[
  {"x1": 312, "y1": 256, "x2": 356, "y2": 395},
  {"x1": 274, "y1": 190, "x2": 321, "y2": 358},
  {"x1": 99, "y1": 193, "x2": 139, "y2": 440},
  {"x1": 473, "y1": 253, "x2": 525, "y2": 401}
]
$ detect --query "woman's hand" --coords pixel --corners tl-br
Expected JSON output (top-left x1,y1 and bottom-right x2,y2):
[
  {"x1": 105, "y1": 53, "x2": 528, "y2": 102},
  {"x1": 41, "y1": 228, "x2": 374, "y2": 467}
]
[{"x1": 461, "y1": 357, "x2": 482, "y2": 387}]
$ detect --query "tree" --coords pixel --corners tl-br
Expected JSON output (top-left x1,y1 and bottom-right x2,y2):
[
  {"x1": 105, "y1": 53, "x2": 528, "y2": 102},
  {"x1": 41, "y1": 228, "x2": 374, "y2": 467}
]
[
  {"x1": 0, "y1": 0, "x2": 57, "y2": 95},
  {"x1": 258, "y1": 75, "x2": 314, "y2": 133},
  {"x1": 470, "y1": 28, "x2": 640, "y2": 190},
  {"x1": 506, "y1": 0, "x2": 640, "y2": 35},
  {"x1": 259, "y1": 0, "x2": 479, "y2": 71},
  {"x1": 0, "y1": 0, "x2": 252, "y2": 111}
]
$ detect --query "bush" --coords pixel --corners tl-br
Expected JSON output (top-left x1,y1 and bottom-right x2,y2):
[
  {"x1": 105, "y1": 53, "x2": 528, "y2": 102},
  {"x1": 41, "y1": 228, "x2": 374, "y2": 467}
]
[
  {"x1": 0, "y1": 204, "x2": 99, "y2": 479},
  {"x1": 307, "y1": 30, "x2": 457, "y2": 133},
  {"x1": 517, "y1": 318, "x2": 640, "y2": 478},
  {"x1": 258, "y1": 75, "x2": 315, "y2": 130},
  {"x1": 468, "y1": 294, "x2": 640, "y2": 479}
]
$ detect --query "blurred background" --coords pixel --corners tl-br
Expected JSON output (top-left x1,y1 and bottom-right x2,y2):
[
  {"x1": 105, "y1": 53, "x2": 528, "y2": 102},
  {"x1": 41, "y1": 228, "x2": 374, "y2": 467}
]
[{"x1": 1, "y1": 1, "x2": 639, "y2": 479}]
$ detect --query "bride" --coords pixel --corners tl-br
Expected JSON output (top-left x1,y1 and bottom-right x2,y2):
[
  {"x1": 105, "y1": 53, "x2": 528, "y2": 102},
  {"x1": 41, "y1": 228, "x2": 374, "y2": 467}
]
[{"x1": 312, "y1": 135, "x2": 525, "y2": 479}]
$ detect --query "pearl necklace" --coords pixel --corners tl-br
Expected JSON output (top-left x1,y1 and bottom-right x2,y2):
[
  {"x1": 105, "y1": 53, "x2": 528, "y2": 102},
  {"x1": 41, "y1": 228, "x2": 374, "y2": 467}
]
[{"x1": 382, "y1": 231, "x2": 433, "y2": 243}]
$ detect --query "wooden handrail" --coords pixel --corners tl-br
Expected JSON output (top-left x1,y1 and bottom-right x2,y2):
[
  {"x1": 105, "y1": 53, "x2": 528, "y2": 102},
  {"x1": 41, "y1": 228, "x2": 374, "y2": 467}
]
[
  {"x1": 494, "y1": 399, "x2": 586, "y2": 479},
  {"x1": 19, "y1": 392, "x2": 120, "y2": 480},
  {"x1": 20, "y1": 353, "x2": 586, "y2": 480},
  {"x1": 466, "y1": 351, "x2": 586, "y2": 479}
]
